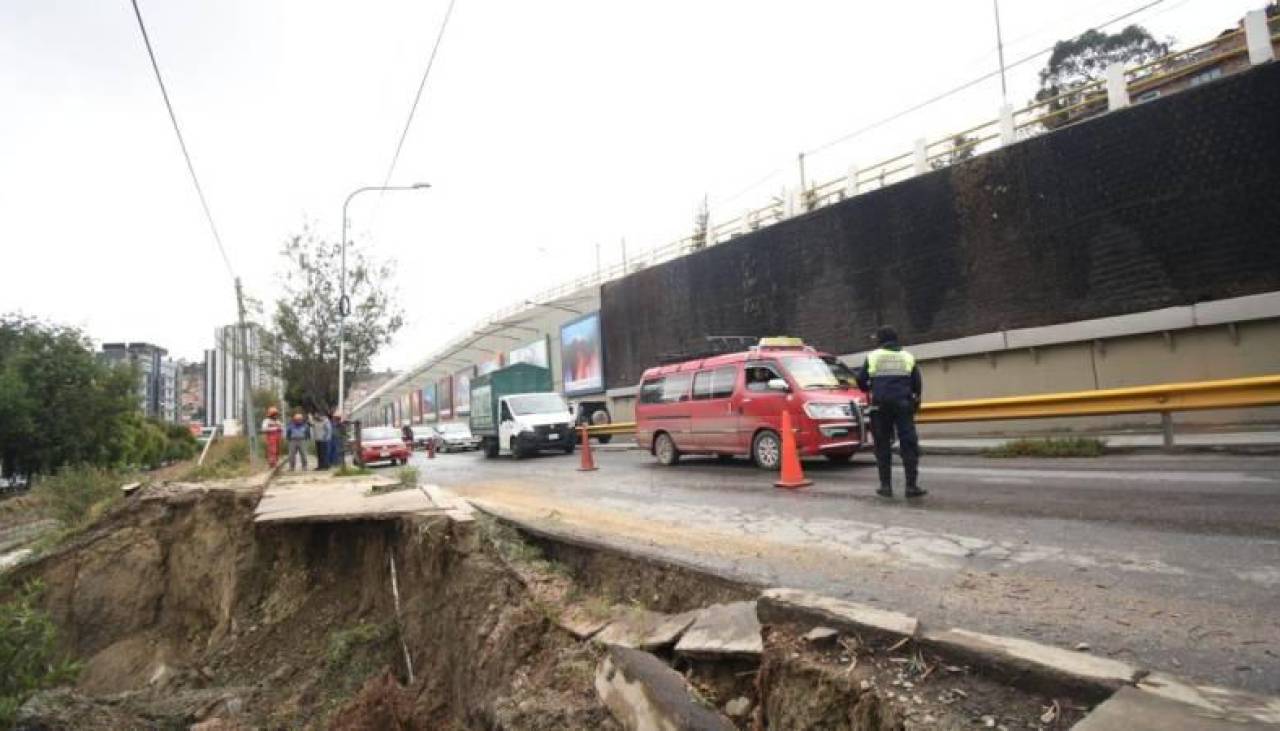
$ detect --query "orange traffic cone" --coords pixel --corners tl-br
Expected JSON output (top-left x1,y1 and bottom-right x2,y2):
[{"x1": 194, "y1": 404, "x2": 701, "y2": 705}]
[
  {"x1": 578, "y1": 426, "x2": 598, "y2": 471},
  {"x1": 774, "y1": 410, "x2": 812, "y2": 489}
]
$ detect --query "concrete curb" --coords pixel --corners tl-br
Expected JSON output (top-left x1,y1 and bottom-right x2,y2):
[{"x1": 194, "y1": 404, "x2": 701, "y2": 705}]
[{"x1": 757, "y1": 588, "x2": 918, "y2": 643}]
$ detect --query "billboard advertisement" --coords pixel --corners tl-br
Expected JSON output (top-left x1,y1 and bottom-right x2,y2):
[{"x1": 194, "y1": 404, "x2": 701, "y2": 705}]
[
  {"x1": 438, "y1": 376, "x2": 453, "y2": 419},
  {"x1": 422, "y1": 384, "x2": 437, "y2": 422},
  {"x1": 561, "y1": 311, "x2": 604, "y2": 395},
  {"x1": 454, "y1": 367, "x2": 472, "y2": 415},
  {"x1": 508, "y1": 336, "x2": 550, "y2": 369}
]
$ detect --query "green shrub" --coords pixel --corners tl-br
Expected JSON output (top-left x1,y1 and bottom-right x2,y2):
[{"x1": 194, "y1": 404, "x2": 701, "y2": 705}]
[
  {"x1": 34, "y1": 466, "x2": 123, "y2": 529},
  {"x1": 180, "y1": 437, "x2": 251, "y2": 482},
  {"x1": 325, "y1": 623, "x2": 390, "y2": 668},
  {"x1": 0, "y1": 581, "x2": 80, "y2": 727},
  {"x1": 397, "y1": 466, "x2": 419, "y2": 487},
  {"x1": 983, "y1": 437, "x2": 1107, "y2": 458},
  {"x1": 333, "y1": 464, "x2": 372, "y2": 477}
]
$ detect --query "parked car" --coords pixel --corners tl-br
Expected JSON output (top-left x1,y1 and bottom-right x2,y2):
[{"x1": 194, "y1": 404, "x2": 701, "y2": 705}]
[
  {"x1": 410, "y1": 425, "x2": 443, "y2": 452},
  {"x1": 359, "y1": 426, "x2": 412, "y2": 466},
  {"x1": 437, "y1": 422, "x2": 481, "y2": 452},
  {"x1": 635, "y1": 336, "x2": 869, "y2": 469}
]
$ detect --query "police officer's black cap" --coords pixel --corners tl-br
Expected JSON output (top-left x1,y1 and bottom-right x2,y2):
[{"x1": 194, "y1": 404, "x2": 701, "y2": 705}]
[{"x1": 874, "y1": 326, "x2": 898, "y2": 345}]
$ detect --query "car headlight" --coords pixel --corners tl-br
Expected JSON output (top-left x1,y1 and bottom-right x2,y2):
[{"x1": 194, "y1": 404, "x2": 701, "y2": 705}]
[{"x1": 804, "y1": 402, "x2": 853, "y2": 419}]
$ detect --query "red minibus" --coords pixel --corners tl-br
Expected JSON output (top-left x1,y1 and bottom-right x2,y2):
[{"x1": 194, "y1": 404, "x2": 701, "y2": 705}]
[{"x1": 635, "y1": 337, "x2": 869, "y2": 468}]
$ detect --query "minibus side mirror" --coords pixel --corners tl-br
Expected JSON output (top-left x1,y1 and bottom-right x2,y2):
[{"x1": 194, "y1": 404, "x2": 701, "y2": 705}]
[{"x1": 767, "y1": 378, "x2": 790, "y2": 392}]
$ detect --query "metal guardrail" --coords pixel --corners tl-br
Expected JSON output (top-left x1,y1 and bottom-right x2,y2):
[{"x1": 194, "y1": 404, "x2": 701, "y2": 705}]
[
  {"x1": 589, "y1": 376, "x2": 1280, "y2": 438},
  {"x1": 917, "y1": 375, "x2": 1280, "y2": 423}
]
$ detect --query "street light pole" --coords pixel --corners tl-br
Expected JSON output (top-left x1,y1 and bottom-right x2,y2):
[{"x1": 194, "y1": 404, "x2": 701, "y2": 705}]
[{"x1": 338, "y1": 183, "x2": 430, "y2": 418}]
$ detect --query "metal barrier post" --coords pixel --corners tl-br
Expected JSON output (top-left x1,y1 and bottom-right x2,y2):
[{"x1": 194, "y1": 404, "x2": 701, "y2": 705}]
[
  {"x1": 1245, "y1": 9, "x2": 1275, "y2": 65},
  {"x1": 1106, "y1": 63, "x2": 1129, "y2": 110},
  {"x1": 1160, "y1": 412, "x2": 1175, "y2": 450}
]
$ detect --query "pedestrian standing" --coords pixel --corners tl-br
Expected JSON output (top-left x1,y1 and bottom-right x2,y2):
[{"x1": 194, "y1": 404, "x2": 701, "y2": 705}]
[
  {"x1": 856, "y1": 326, "x2": 925, "y2": 499},
  {"x1": 312, "y1": 413, "x2": 331, "y2": 470},
  {"x1": 286, "y1": 412, "x2": 310, "y2": 471},
  {"x1": 261, "y1": 407, "x2": 284, "y2": 468},
  {"x1": 328, "y1": 412, "x2": 344, "y2": 468}
]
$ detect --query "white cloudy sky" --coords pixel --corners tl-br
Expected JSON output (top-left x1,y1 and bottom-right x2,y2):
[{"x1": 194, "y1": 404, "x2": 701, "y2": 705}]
[{"x1": 0, "y1": 0, "x2": 1262, "y2": 368}]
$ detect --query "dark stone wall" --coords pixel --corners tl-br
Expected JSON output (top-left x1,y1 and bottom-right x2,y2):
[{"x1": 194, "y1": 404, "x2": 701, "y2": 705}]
[{"x1": 602, "y1": 61, "x2": 1280, "y2": 388}]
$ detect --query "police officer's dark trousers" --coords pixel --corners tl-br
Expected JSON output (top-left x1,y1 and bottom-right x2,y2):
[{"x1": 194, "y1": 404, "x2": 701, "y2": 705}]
[{"x1": 871, "y1": 399, "x2": 919, "y2": 488}]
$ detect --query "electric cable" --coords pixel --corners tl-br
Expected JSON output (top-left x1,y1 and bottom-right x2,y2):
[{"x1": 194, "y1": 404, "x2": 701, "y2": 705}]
[
  {"x1": 380, "y1": 0, "x2": 458, "y2": 190},
  {"x1": 128, "y1": 0, "x2": 235, "y2": 281}
]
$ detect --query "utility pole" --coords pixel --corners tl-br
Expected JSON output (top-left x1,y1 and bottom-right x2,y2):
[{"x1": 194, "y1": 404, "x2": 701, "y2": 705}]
[
  {"x1": 798, "y1": 152, "x2": 807, "y2": 193},
  {"x1": 595, "y1": 242, "x2": 601, "y2": 279},
  {"x1": 235, "y1": 277, "x2": 258, "y2": 466},
  {"x1": 993, "y1": 0, "x2": 1008, "y2": 106},
  {"x1": 620, "y1": 237, "x2": 628, "y2": 273}
]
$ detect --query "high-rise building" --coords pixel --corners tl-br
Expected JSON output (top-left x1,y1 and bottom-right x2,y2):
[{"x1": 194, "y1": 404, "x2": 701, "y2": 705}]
[
  {"x1": 99, "y1": 342, "x2": 181, "y2": 422},
  {"x1": 204, "y1": 324, "x2": 282, "y2": 427}
]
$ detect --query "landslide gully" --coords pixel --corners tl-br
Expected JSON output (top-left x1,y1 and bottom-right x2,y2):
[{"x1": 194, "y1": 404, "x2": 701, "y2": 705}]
[{"x1": 8, "y1": 486, "x2": 613, "y2": 729}]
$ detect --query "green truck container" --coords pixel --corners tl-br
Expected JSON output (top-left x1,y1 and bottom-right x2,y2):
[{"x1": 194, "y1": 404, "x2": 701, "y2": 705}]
[{"x1": 470, "y1": 363, "x2": 574, "y2": 458}]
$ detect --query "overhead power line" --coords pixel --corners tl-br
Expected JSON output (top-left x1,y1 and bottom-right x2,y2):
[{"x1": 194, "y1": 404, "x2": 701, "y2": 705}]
[
  {"x1": 804, "y1": 0, "x2": 1167, "y2": 156},
  {"x1": 381, "y1": 0, "x2": 459, "y2": 190},
  {"x1": 128, "y1": 0, "x2": 235, "y2": 281}
]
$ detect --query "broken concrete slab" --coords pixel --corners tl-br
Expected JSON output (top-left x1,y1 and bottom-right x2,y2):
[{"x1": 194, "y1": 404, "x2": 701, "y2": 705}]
[
  {"x1": 253, "y1": 475, "x2": 443, "y2": 524},
  {"x1": 674, "y1": 601, "x2": 762, "y2": 660},
  {"x1": 1073, "y1": 686, "x2": 1275, "y2": 730},
  {"x1": 1137, "y1": 672, "x2": 1280, "y2": 726},
  {"x1": 921, "y1": 627, "x2": 1136, "y2": 700},
  {"x1": 758, "y1": 588, "x2": 918, "y2": 641},
  {"x1": 594, "y1": 608, "x2": 699, "y2": 651},
  {"x1": 557, "y1": 605, "x2": 612, "y2": 640},
  {"x1": 595, "y1": 645, "x2": 736, "y2": 731},
  {"x1": 420, "y1": 484, "x2": 476, "y2": 523}
]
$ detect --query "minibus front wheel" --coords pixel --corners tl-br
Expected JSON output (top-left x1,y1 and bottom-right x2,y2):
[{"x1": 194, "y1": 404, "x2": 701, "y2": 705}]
[
  {"x1": 654, "y1": 432, "x2": 681, "y2": 466},
  {"x1": 752, "y1": 430, "x2": 782, "y2": 470}
]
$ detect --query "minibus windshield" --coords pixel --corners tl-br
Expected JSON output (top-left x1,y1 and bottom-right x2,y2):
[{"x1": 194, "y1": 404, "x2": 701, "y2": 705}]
[{"x1": 780, "y1": 355, "x2": 858, "y2": 390}]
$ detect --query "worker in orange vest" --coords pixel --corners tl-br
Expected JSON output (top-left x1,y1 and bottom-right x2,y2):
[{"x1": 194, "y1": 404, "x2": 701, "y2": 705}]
[{"x1": 261, "y1": 407, "x2": 284, "y2": 468}]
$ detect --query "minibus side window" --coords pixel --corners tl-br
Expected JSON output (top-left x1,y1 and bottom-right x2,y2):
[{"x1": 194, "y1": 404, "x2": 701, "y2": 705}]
[
  {"x1": 744, "y1": 362, "x2": 783, "y2": 392},
  {"x1": 692, "y1": 371, "x2": 713, "y2": 400},
  {"x1": 640, "y1": 378, "x2": 664, "y2": 404},
  {"x1": 660, "y1": 372, "x2": 694, "y2": 403},
  {"x1": 709, "y1": 366, "x2": 736, "y2": 399}
]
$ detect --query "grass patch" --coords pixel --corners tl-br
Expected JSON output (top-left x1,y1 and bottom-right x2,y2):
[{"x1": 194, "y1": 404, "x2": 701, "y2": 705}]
[
  {"x1": 333, "y1": 464, "x2": 373, "y2": 477},
  {"x1": 983, "y1": 437, "x2": 1107, "y2": 458},
  {"x1": 181, "y1": 437, "x2": 252, "y2": 482},
  {"x1": 32, "y1": 466, "x2": 126, "y2": 532},
  {"x1": 396, "y1": 466, "x2": 419, "y2": 488},
  {"x1": 0, "y1": 580, "x2": 80, "y2": 728},
  {"x1": 325, "y1": 622, "x2": 393, "y2": 669}
]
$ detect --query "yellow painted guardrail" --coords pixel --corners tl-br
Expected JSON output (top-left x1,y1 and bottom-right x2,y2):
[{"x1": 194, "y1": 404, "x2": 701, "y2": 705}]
[
  {"x1": 917, "y1": 375, "x2": 1280, "y2": 423},
  {"x1": 587, "y1": 376, "x2": 1280, "y2": 436}
]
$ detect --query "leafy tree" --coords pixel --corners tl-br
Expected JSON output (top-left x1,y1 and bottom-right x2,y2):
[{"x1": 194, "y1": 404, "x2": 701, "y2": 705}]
[
  {"x1": 0, "y1": 581, "x2": 79, "y2": 727},
  {"x1": 689, "y1": 195, "x2": 710, "y2": 251},
  {"x1": 1034, "y1": 25, "x2": 1169, "y2": 128},
  {"x1": 273, "y1": 229, "x2": 403, "y2": 415},
  {"x1": 0, "y1": 315, "x2": 137, "y2": 481}
]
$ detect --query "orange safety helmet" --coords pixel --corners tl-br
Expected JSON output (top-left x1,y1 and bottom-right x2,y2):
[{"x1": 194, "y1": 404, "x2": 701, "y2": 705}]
[{"x1": 267, "y1": 407, "x2": 279, "y2": 417}]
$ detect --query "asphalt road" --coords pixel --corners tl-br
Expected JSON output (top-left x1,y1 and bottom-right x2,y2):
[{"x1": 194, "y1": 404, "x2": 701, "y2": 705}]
[{"x1": 406, "y1": 444, "x2": 1280, "y2": 693}]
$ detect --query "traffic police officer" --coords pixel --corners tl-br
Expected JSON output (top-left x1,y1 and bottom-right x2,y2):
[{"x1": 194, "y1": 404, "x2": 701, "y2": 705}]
[{"x1": 856, "y1": 326, "x2": 925, "y2": 498}]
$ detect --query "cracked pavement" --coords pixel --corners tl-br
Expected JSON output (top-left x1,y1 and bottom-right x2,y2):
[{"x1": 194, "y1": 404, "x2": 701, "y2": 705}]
[{"x1": 406, "y1": 446, "x2": 1280, "y2": 693}]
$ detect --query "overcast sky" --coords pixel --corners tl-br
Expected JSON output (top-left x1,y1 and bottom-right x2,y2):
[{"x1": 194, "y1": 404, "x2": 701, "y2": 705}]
[{"x1": 0, "y1": 0, "x2": 1262, "y2": 368}]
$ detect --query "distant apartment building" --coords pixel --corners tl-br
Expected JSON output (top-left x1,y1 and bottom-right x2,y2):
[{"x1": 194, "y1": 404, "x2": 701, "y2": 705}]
[
  {"x1": 179, "y1": 361, "x2": 205, "y2": 424},
  {"x1": 204, "y1": 323, "x2": 283, "y2": 427},
  {"x1": 99, "y1": 342, "x2": 181, "y2": 422}
]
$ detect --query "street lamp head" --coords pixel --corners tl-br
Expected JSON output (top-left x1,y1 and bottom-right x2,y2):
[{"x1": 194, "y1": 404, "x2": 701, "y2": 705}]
[{"x1": 411, "y1": 182, "x2": 431, "y2": 189}]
